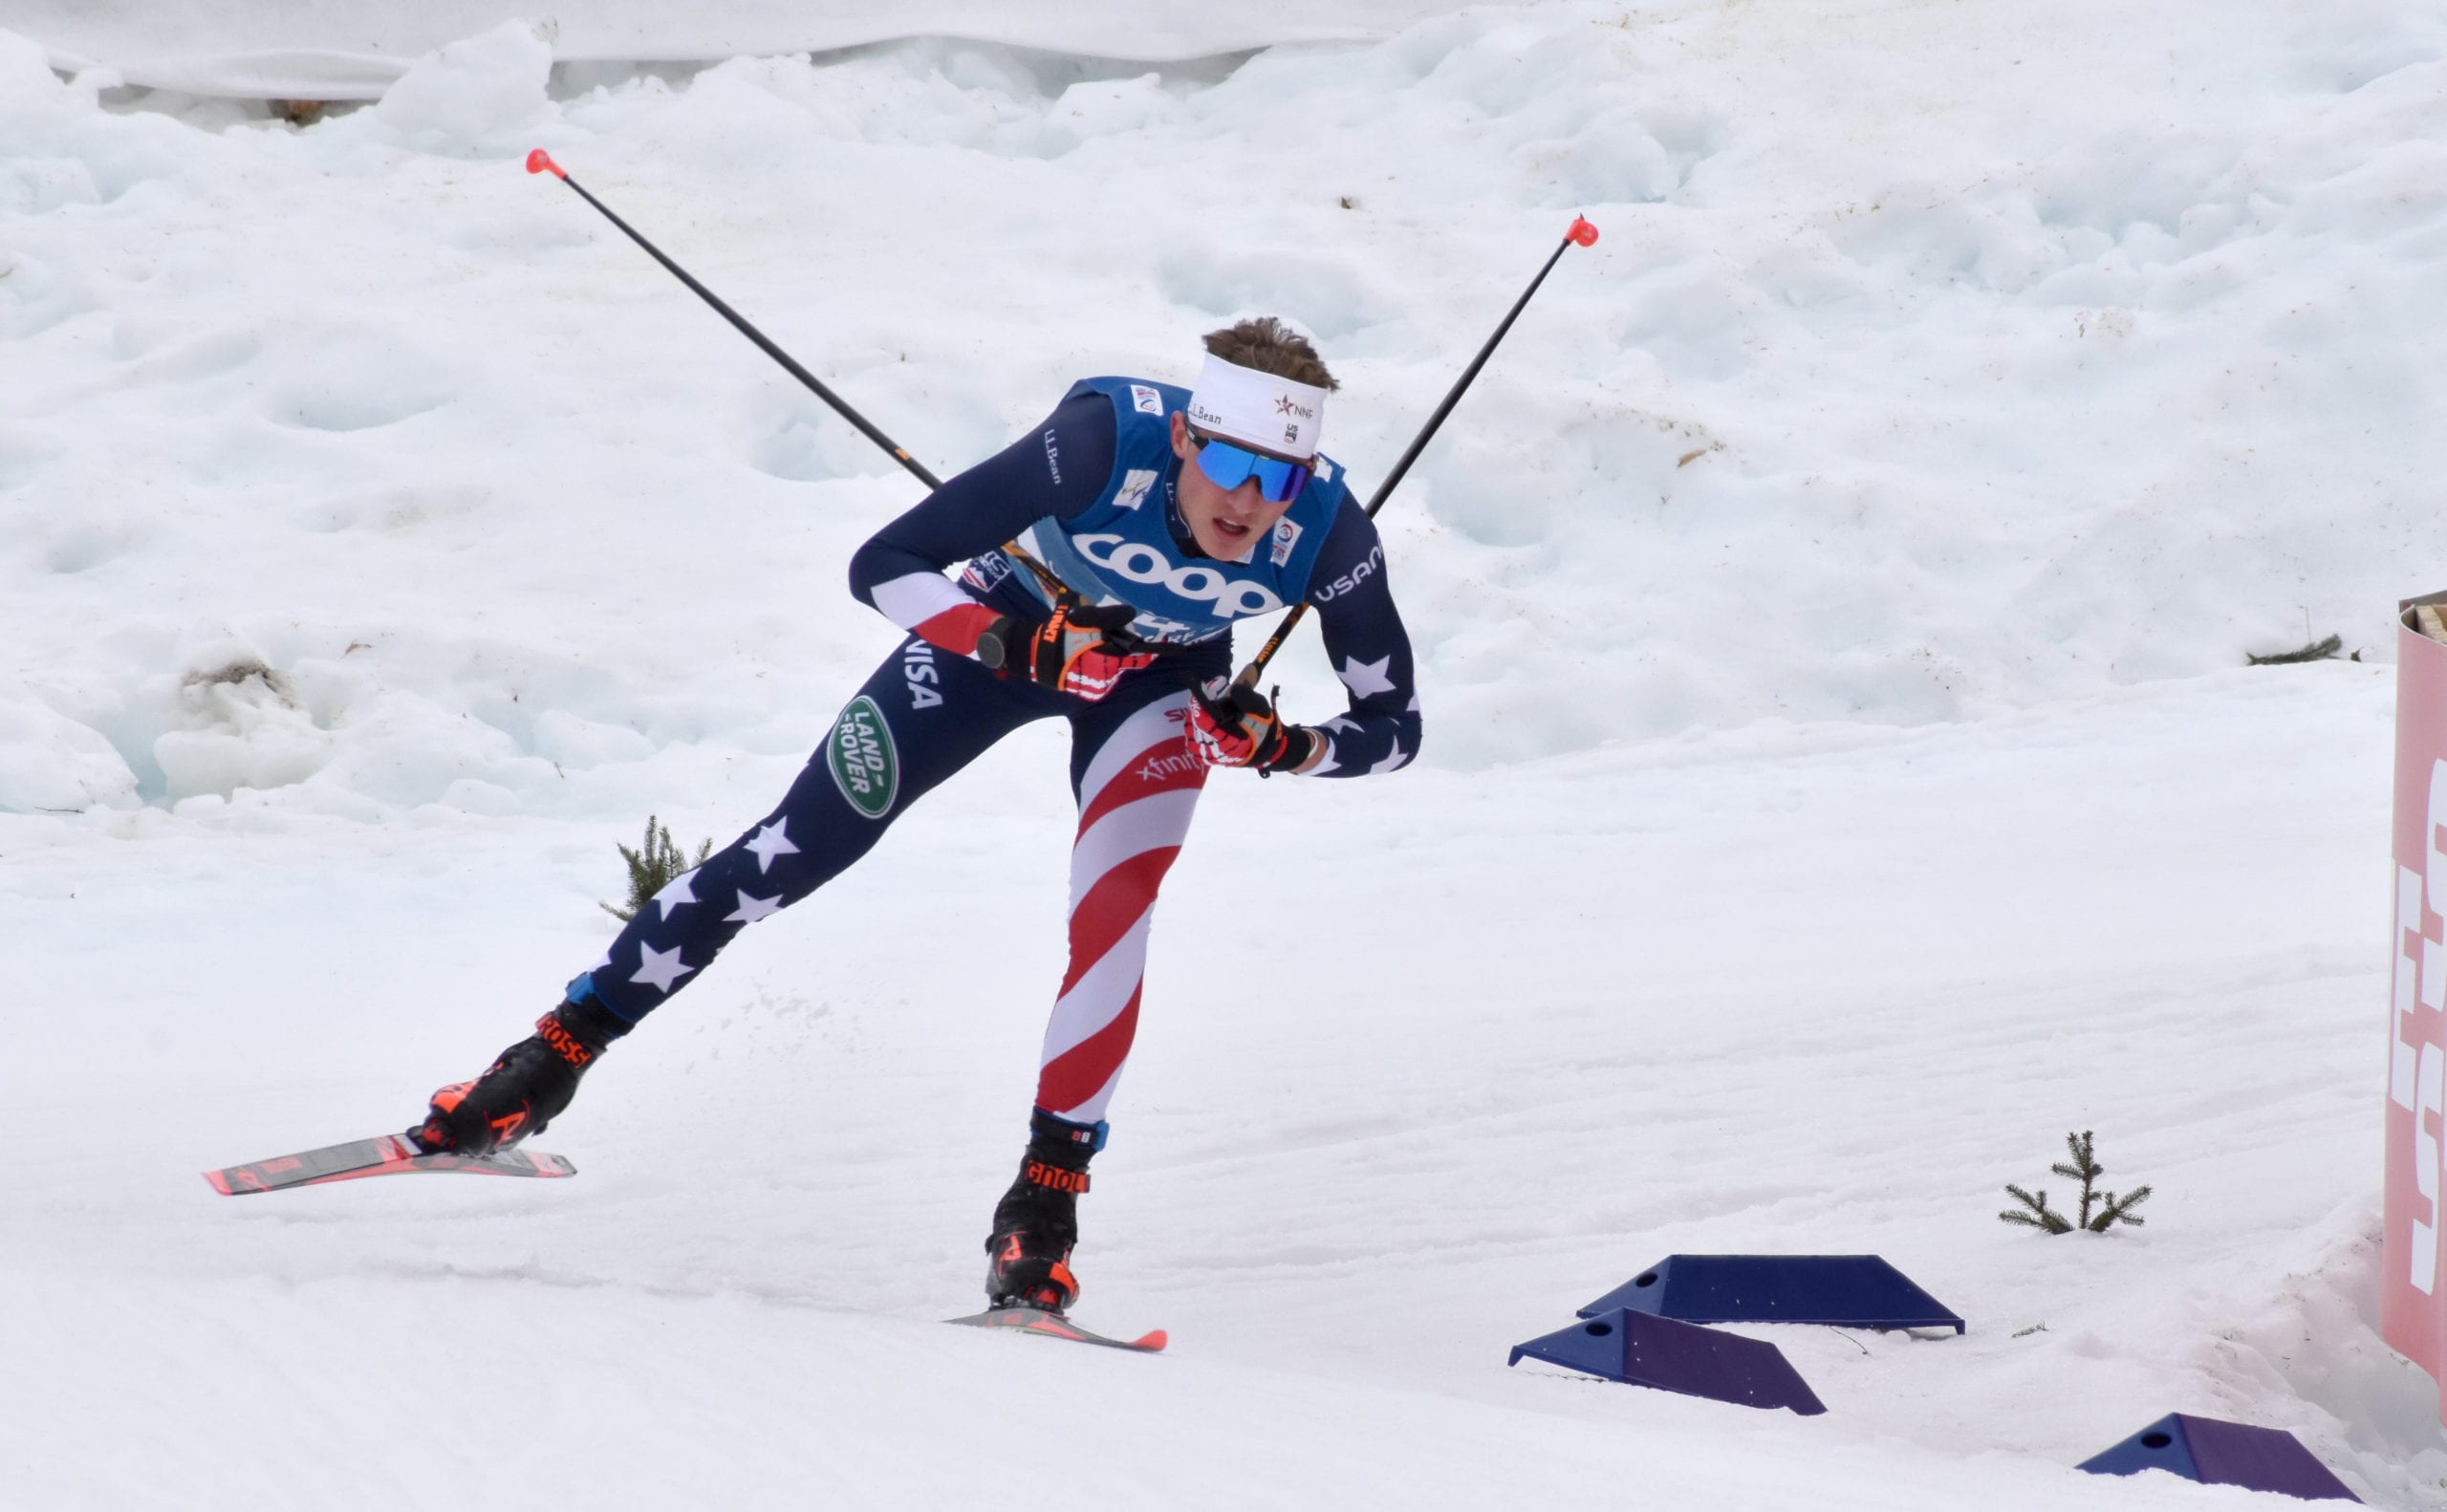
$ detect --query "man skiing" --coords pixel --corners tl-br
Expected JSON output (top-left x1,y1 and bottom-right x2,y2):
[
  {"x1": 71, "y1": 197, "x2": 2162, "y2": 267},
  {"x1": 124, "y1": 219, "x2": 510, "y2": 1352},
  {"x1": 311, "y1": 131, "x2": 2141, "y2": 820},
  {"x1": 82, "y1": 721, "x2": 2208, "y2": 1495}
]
[{"x1": 407, "y1": 316, "x2": 1420, "y2": 1315}]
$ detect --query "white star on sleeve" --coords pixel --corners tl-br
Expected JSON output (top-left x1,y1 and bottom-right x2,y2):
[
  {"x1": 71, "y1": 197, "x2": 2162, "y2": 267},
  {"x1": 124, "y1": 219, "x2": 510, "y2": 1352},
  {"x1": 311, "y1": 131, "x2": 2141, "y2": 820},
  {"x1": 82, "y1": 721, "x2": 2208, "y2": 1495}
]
[
  {"x1": 745, "y1": 820, "x2": 799, "y2": 874},
  {"x1": 1308, "y1": 735, "x2": 1343, "y2": 776},
  {"x1": 1321, "y1": 715, "x2": 1363, "y2": 737},
  {"x1": 1337, "y1": 655, "x2": 1397, "y2": 699},
  {"x1": 1367, "y1": 741, "x2": 1411, "y2": 775},
  {"x1": 652, "y1": 869, "x2": 699, "y2": 920},
  {"x1": 726, "y1": 891, "x2": 782, "y2": 925},
  {"x1": 631, "y1": 943, "x2": 696, "y2": 994}
]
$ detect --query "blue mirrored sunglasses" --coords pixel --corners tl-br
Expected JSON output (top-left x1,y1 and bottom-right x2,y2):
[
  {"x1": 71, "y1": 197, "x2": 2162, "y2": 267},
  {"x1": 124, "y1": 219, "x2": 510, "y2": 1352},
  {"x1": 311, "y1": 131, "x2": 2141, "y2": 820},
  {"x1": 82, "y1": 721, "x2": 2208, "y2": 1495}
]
[{"x1": 1190, "y1": 432, "x2": 1312, "y2": 504}]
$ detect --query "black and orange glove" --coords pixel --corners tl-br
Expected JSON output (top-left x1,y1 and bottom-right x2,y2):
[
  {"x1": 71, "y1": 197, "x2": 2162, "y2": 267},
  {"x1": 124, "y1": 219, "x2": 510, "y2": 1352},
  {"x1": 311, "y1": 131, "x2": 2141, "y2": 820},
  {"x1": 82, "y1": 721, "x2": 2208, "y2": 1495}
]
[
  {"x1": 1186, "y1": 679, "x2": 1319, "y2": 775},
  {"x1": 977, "y1": 602, "x2": 1159, "y2": 702}
]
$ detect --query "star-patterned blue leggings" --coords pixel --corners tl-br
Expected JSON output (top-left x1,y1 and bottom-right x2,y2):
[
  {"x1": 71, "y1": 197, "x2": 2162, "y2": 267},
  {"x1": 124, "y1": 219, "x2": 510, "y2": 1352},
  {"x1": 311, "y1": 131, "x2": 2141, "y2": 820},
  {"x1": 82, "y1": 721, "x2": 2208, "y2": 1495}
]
[{"x1": 570, "y1": 635, "x2": 1223, "y2": 1121}]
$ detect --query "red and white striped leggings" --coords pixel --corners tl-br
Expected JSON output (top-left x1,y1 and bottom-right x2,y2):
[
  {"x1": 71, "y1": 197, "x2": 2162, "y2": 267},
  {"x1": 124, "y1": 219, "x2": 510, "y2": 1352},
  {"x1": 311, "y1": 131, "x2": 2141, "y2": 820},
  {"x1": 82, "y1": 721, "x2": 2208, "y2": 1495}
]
[{"x1": 578, "y1": 636, "x2": 1211, "y2": 1126}]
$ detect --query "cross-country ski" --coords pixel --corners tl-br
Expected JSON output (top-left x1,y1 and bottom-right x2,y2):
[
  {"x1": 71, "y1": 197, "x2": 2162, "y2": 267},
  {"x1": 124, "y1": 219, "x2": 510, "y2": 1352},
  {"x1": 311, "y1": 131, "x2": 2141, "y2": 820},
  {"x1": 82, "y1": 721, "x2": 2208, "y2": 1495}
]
[
  {"x1": 203, "y1": 1134, "x2": 577, "y2": 1195},
  {"x1": 944, "y1": 1306, "x2": 1169, "y2": 1354}
]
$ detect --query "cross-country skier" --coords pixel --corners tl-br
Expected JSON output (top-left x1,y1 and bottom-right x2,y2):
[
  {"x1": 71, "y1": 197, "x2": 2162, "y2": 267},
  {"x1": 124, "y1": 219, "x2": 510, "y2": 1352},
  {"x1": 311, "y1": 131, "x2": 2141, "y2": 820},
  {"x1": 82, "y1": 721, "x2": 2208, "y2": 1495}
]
[{"x1": 407, "y1": 317, "x2": 1420, "y2": 1314}]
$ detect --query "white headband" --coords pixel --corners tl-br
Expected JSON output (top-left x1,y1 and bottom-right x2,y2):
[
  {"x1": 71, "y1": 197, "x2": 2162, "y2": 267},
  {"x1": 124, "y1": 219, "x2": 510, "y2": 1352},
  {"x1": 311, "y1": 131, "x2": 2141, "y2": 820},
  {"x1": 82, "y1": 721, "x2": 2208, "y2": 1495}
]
[{"x1": 1183, "y1": 352, "x2": 1328, "y2": 461}]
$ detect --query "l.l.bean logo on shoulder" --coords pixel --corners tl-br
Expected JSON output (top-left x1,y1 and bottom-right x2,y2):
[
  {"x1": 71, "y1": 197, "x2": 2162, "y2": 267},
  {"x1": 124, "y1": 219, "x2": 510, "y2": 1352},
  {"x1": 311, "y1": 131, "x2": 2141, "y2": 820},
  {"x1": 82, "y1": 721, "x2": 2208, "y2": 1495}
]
[{"x1": 827, "y1": 695, "x2": 899, "y2": 819}]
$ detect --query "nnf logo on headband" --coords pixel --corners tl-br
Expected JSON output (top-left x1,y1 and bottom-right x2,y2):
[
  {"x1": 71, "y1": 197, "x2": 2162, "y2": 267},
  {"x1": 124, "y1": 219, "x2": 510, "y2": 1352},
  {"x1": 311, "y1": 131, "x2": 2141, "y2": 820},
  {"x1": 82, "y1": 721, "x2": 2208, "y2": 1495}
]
[{"x1": 1188, "y1": 353, "x2": 1327, "y2": 461}]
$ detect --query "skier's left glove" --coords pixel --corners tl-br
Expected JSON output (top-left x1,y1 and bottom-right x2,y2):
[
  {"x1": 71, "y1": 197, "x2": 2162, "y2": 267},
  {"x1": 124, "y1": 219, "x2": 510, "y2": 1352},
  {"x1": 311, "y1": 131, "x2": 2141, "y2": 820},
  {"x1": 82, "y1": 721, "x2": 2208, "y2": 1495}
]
[
  {"x1": 977, "y1": 602, "x2": 1159, "y2": 701},
  {"x1": 1186, "y1": 679, "x2": 1319, "y2": 775},
  {"x1": 410, "y1": 995, "x2": 626, "y2": 1156}
]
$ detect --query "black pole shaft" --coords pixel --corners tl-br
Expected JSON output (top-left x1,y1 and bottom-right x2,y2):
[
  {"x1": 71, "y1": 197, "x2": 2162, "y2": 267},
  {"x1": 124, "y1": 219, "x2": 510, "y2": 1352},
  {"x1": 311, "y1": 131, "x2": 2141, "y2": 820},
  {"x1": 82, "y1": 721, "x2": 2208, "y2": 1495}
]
[
  {"x1": 547, "y1": 169, "x2": 943, "y2": 490},
  {"x1": 1234, "y1": 227, "x2": 1591, "y2": 688},
  {"x1": 1362, "y1": 233, "x2": 1577, "y2": 517}
]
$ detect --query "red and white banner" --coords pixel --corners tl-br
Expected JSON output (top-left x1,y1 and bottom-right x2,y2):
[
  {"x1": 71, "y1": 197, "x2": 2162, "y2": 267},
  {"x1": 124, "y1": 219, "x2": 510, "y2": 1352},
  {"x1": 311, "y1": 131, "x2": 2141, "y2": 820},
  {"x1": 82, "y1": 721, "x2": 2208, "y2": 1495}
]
[{"x1": 2383, "y1": 590, "x2": 2447, "y2": 1422}]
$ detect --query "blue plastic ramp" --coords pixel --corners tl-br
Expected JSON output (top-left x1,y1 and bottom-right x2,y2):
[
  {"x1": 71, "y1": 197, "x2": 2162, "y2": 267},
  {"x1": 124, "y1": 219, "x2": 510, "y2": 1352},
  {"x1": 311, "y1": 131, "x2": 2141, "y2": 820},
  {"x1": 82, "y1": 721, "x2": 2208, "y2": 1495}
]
[
  {"x1": 2077, "y1": 1413, "x2": 2358, "y2": 1501},
  {"x1": 1579, "y1": 1254, "x2": 1963, "y2": 1334},
  {"x1": 1508, "y1": 1307, "x2": 1827, "y2": 1415}
]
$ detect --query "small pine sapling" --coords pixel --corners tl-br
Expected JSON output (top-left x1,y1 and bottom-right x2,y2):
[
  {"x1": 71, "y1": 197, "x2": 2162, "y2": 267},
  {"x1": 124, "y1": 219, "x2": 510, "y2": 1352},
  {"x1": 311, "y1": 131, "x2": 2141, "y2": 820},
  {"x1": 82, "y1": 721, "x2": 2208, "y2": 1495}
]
[
  {"x1": 601, "y1": 814, "x2": 714, "y2": 921},
  {"x1": 2246, "y1": 633, "x2": 2343, "y2": 666},
  {"x1": 2000, "y1": 1182, "x2": 2073, "y2": 1234},
  {"x1": 2000, "y1": 1131, "x2": 2154, "y2": 1235}
]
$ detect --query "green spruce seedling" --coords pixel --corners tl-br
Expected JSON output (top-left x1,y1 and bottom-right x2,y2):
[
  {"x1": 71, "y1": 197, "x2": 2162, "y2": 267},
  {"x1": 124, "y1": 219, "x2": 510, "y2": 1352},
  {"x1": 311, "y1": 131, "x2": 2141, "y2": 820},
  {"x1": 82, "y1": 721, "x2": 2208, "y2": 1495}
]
[
  {"x1": 2246, "y1": 633, "x2": 2343, "y2": 666},
  {"x1": 2000, "y1": 1181, "x2": 2074, "y2": 1234},
  {"x1": 2000, "y1": 1131, "x2": 2153, "y2": 1235},
  {"x1": 601, "y1": 814, "x2": 714, "y2": 922}
]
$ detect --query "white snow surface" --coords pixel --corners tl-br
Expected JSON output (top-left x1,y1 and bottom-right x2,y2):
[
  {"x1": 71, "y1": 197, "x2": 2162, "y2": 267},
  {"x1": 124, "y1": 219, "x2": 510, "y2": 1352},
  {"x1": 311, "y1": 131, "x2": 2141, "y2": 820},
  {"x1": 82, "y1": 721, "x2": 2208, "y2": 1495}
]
[
  {"x1": 14, "y1": 2, "x2": 1482, "y2": 100},
  {"x1": 6, "y1": 1, "x2": 2446, "y2": 1505}
]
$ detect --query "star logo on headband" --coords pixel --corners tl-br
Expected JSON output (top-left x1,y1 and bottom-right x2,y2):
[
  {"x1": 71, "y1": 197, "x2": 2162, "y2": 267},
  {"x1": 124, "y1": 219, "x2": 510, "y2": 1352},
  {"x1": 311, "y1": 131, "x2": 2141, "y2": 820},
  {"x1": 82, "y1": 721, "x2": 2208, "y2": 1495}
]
[{"x1": 1274, "y1": 396, "x2": 1297, "y2": 415}]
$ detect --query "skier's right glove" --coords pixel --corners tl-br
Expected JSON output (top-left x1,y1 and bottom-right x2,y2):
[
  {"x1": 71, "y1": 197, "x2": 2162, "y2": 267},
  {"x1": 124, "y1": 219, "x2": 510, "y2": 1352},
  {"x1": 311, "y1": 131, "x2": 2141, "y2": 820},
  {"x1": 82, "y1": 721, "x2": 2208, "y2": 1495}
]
[
  {"x1": 1186, "y1": 679, "x2": 1318, "y2": 775},
  {"x1": 410, "y1": 995, "x2": 626, "y2": 1156},
  {"x1": 976, "y1": 602, "x2": 1158, "y2": 702}
]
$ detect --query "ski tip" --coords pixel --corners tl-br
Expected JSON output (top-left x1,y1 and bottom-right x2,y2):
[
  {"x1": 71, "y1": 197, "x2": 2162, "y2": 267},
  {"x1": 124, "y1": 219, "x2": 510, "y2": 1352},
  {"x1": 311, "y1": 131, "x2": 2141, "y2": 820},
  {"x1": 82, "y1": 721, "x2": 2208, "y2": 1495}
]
[
  {"x1": 1133, "y1": 1329, "x2": 1169, "y2": 1351},
  {"x1": 202, "y1": 1169, "x2": 234, "y2": 1196},
  {"x1": 1567, "y1": 216, "x2": 1599, "y2": 248},
  {"x1": 526, "y1": 148, "x2": 565, "y2": 179}
]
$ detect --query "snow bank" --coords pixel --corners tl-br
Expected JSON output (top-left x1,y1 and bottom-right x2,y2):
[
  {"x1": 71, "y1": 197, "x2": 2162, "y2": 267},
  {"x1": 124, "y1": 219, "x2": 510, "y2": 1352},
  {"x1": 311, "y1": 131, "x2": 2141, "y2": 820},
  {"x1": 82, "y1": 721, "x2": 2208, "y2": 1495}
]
[
  {"x1": 0, "y1": 688, "x2": 136, "y2": 811},
  {"x1": 371, "y1": 21, "x2": 552, "y2": 144},
  {"x1": 150, "y1": 642, "x2": 336, "y2": 802},
  {"x1": 15, "y1": 1, "x2": 1481, "y2": 100},
  {"x1": 7, "y1": 0, "x2": 2442, "y2": 815}
]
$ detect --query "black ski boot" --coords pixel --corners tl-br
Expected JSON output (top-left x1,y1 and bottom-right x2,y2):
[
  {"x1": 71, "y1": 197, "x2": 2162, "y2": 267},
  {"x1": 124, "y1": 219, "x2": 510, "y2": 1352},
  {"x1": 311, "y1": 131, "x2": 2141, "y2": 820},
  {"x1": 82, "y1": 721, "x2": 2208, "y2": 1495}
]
[
  {"x1": 410, "y1": 990, "x2": 627, "y2": 1156},
  {"x1": 984, "y1": 1109, "x2": 1105, "y2": 1312}
]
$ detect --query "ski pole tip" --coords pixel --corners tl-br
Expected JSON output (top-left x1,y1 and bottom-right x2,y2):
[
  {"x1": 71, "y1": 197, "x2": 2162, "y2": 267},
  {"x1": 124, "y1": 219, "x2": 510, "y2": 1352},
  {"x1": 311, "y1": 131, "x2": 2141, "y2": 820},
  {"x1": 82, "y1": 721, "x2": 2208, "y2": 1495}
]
[
  {"x1": 526, "y1": 148, "x2": 566, "y2": 179},
  {"x1": 1568, "y1": 216, "x2": 1599, "y2": 247}
]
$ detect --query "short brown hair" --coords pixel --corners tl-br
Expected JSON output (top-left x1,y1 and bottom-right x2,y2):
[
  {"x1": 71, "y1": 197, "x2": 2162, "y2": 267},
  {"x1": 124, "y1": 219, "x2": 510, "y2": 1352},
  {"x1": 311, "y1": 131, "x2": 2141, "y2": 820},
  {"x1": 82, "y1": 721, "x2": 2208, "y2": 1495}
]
[{"x1": 1202, "y1": 316, "x2": 1339, "y2": 392}]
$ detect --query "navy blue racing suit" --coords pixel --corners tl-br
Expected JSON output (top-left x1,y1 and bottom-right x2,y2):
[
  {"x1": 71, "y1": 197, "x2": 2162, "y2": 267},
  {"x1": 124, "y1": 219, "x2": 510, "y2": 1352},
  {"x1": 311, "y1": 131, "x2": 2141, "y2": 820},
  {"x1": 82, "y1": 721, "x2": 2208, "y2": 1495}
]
[{"x1": 571, "y1": 378, "x2": 1421, "y2": 1123}]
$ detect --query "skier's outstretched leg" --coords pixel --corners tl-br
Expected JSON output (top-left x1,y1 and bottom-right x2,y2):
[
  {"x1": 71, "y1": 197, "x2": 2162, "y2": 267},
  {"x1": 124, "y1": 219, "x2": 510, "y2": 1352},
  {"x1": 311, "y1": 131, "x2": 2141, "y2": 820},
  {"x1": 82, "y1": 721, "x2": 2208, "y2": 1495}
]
[
  {"x1": 418, "y1": 637, "x2": 1062, "y2": 1154},
  {"x1": 985, "y1": 681, "x2": 1206, "y2": 1309}
]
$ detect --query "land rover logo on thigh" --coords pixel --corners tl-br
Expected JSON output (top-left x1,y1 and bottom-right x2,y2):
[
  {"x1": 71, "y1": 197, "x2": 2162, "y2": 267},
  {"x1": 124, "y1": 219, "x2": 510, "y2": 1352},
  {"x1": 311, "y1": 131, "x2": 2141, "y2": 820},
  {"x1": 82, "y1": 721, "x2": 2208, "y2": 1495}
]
[{"x1": 827, "y1": 696, "x2": 899, "y2": 819}]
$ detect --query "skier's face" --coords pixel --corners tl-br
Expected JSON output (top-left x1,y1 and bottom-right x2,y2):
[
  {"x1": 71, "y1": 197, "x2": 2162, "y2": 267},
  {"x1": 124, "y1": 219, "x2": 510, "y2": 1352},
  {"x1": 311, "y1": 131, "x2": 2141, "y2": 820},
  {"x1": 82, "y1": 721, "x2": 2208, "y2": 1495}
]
[{"x1": 1169, "y1": 412, "x2": 1298, "y2": 561}]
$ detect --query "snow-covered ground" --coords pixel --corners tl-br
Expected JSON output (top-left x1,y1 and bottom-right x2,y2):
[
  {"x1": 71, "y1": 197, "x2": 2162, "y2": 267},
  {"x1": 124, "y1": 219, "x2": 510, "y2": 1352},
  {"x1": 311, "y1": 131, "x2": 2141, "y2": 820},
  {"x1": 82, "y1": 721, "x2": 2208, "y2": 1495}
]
[
  {"x1": 6, "y1": 1, "x2": 2446, "y2": 1505},
  {"x1": 13, "y1": 1, "x2": 1473, "y2": 99}
]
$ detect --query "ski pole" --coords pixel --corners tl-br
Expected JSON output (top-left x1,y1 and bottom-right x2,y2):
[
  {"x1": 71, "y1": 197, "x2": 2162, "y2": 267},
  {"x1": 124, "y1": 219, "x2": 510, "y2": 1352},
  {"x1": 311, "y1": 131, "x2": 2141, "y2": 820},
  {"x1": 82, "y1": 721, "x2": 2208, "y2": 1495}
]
[
  {"x1": 526, "y1": 149, "x2": 942, "y2": 489},
  {"x1": 1229, "y1": 215, "x2": 1600, "y2": 692},
  {"x1": 524, "y1": 150, "x2": 1093, "y2": 610}
]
